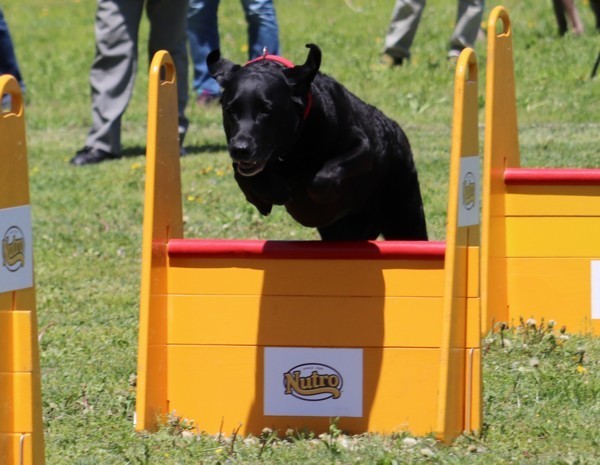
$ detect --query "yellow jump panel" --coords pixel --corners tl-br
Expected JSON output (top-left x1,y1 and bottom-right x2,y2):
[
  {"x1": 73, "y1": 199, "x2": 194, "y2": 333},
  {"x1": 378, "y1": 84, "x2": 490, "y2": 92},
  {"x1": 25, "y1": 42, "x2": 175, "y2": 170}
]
[
  {"x1": 167, "y1": 346, "x2": 442, "y2": 435},
  {"x1": 481, "y1": 7, "x2": 600, "y2": 335},
  {"x1": 136, "y1": 50, "x2": 482, "y2": 442},
  {"x1": 507, "y1": 258, "x2": 599, "y2": 333},
  {"x1": 0, "y1": 75, "x2": 45, "y2": 465}
]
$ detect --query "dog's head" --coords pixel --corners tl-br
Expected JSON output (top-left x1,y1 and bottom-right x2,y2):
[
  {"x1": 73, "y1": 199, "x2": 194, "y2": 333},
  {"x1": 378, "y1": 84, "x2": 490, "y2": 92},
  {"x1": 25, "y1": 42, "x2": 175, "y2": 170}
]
[{"x1": 207, "y1": 44, "x2": 321, "y2": 177}]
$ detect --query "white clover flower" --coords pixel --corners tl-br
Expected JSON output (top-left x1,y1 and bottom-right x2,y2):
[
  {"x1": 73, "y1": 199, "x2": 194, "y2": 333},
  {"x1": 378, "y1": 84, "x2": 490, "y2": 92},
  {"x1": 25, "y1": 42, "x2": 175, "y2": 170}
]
[
  {"x1": 336, "y1": 436, "x2": 352, "y2": 449},
  {"x1": 526, "y1": 318, "x2": 537, "y2": 327},
  {"x1": 420, "y1": 447, "x2": 436, "y2": 458},
  {"x1": 402, "y1": 437, "x2": 418, "y2": 447},
  {"x1": 529, "y1": 357, "x2": 540, "y2": 368}
]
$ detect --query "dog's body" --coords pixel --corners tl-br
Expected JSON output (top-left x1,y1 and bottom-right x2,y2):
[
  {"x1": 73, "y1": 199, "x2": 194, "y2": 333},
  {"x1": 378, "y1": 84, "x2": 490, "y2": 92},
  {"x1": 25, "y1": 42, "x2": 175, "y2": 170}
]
[{"x1": 207, "y1": 44, "x2": 427, "y2": 240}]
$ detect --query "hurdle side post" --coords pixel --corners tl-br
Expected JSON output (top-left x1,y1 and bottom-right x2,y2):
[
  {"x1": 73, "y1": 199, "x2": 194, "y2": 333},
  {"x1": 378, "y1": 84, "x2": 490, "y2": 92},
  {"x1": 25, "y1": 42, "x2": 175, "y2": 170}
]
[
  {"x1": 436, "y1": 48, "x2": 482, "y2": 441},
  {"x1": 135, "y1": 51, "x2": 184, "y2": 431},
  {"x1": 481, "y1": 6, "x2": 517, "y2": 333},
  {"x1": 0, "y1": 76, "x2": 45, "y2": 464}
]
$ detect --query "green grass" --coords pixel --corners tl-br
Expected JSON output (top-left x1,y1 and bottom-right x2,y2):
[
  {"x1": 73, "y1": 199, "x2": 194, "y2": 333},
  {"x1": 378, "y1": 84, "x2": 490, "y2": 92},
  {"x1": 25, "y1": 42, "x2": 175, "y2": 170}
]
[{"x1": 4, "y1": 0, "x2": 600, "y2": 463}]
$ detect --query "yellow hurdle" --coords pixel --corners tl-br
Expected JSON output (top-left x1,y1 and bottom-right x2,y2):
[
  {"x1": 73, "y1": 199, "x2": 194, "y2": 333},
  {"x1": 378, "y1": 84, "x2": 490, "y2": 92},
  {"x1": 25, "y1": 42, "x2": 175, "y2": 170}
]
[
  {"x1": 481, "y1": 6, "x2": 600, "y2": 335},
  {"x1": 0, "y1": 76, "x2": 45, "y2": 465},
  {"x1": 136, "y1": 50, "x2": 482, "y2": 442}
]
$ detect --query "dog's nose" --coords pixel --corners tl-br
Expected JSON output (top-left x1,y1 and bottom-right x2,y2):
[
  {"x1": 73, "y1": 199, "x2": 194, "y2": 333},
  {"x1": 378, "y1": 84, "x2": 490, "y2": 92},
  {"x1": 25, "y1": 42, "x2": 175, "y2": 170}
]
[{"x1": 229, "y1": 141, "x2": 253, "y2": 161}]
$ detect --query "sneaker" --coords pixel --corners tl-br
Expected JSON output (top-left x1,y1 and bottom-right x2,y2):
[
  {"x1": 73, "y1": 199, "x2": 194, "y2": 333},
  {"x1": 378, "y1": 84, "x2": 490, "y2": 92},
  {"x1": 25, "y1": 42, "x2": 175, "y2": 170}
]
[
  {"x1": 380, "y1": 52, "x2": 405, "y2": 68},
  {"x1": 196, "y1": 90, "x2": 220, "y2": 107},
  {"x1": 70, "y1": 146, "x2": 121, "y2": 166}
]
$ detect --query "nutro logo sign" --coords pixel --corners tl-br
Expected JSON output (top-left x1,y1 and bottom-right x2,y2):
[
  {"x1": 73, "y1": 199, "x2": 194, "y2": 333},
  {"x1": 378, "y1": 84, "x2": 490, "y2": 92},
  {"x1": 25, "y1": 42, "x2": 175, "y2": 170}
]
[
  {"x1": 457, "y1": 155, "x2": 480, "y2": 227},
  {"x1": 462, "y1": 171, "x2": 476, "y2": 211},
  {"x1": 283, "y1": 363, "x2": 342, "y2": 401},
  {"x1": 2, "y1": 225, "x2": 26, "y2": 271},
  {"x1": 264, "y1": 347, "x2": 363, "y2": 417},
  {"x1": 0, "y1": 205, "x2": 34, "y2": 293}
]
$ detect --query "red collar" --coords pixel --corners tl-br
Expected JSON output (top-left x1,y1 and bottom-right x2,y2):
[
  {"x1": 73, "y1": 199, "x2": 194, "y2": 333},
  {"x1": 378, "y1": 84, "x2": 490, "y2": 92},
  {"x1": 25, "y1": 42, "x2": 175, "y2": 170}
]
[{"x1": 245, "y1": 53, "x2": 313, "y2": 120}]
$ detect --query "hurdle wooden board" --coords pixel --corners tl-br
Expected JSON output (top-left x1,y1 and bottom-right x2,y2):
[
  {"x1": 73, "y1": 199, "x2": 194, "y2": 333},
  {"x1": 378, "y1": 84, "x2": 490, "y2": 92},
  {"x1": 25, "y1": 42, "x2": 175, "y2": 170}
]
[
  {"x1": 0, "y1": 76, "x2": 45, "y2": 465},
  {"x1": 135, "y1": 50, "x2": 482, "y2": 442},
  {"x1": 481, "y1": 6, "x2": 600, "y2": 335}
]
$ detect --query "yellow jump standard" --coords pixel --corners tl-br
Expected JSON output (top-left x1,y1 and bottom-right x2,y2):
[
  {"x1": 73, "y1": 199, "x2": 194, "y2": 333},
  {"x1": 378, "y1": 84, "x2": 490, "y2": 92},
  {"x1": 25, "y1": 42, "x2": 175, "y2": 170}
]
[
  {"x1": 481, "y1": 7, "x2": 600, "y2": 335},
  {"x1": 0, "y1": 76, "x2": 45, "y2": 465},
  {"x1": 135, "y1": 50, "x2": 482, "y2": 442}
]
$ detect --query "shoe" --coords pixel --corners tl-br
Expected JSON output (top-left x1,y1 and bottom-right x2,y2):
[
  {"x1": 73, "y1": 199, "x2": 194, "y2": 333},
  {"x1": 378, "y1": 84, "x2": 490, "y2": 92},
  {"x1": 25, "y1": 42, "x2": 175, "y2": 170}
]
[
  {"x1": 380, "y1": 53, "x2": 404, "y2": 68},
  {"x1": 196, "y1": 90, "x2": 220, "y2": 107},
  {"x1": 70, "y1": 146, "x2": 120, "y2": 166},
  {"x1": 178, "y1": 123, "x2": 187, "y2": 156}
]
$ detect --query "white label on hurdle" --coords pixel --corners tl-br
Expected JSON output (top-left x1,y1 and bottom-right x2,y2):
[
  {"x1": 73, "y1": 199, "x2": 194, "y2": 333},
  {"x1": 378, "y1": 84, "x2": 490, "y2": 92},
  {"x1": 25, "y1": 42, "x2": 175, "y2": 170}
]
[
  {"x1": 458, "y1": 155, "x2": 480, "y2": 227},
  {"x1": 264, "y1": 347, "x2": 363, "y2": 417},
  {"x1": 592, "y1": 261, "x2": 600, "y2": 320},
  {"x1": 0, "y1": 205, "x2": 34, "y2": 293}
]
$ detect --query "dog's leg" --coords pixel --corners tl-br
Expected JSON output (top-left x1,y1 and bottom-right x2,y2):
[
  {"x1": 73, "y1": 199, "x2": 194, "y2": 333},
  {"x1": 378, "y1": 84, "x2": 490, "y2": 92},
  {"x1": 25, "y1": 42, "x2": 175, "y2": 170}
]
[
  {"x1": 379, "y1": 177, "x2": 428, "y2": 240},
  {"x1": 234, "y1": 169, "x2": 292, "y2": 216},
  {"x1": 308, "y1": 126, "x2": 372, "y2": 204},
  {"x1": 317, "y1": 211, "x2": 381, "y2": 241}
]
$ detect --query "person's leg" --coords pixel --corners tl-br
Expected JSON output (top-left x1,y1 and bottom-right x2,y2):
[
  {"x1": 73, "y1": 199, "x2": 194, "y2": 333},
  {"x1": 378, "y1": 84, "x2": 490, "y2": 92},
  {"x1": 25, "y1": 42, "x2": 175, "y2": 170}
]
[
  {"x1": 240, "y1": 0, "x2": 279, "y2": 59},
  {"x1": 85, "y1": 0, "x2": 144, "y2": 155},
  {"x1": 590, "y1": 0, "x2": 600, "y2": 30},
  {"x1": 187, "y1": 0, "x2": 221, "y2": 98},
  {"x1": 561, "y1": 0, "x2": 584, "y2": 35},
  {"x1": 147, "y1": 0, "x2": 190, "y2": 142},
  {"x1": 448, "y1": 0, "x2": 484, "y2": 58},
  {"x1": 382, "y1": 0, "x2": 425, "y2": 62},
  {"x1": 552, "y1": 0, "x2": 569, "y2": 35},
  {"x1": 0, "y1": 8, "x2": 25, "y2": 91}
]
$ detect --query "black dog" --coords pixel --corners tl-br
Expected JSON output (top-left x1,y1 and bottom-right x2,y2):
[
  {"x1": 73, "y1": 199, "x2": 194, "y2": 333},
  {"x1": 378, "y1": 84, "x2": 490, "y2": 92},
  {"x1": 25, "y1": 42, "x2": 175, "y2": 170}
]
[{"x1": 207, "y1": 44, "x2": 427, "y2": 241}]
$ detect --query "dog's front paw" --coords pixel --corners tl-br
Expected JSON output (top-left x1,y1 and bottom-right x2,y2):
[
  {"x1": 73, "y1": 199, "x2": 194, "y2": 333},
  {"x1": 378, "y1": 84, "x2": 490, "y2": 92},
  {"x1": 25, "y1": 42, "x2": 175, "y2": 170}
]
[{"x1": 308, "y1": 173, "x2": 341, "y2": 204}]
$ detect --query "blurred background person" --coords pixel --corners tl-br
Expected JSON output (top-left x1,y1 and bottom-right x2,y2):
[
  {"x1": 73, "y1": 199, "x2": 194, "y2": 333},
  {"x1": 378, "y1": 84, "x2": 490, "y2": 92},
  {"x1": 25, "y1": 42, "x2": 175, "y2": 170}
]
[
  {"x1": 71, "y1": 0, "x2": 189, "y2": 166},
  {"x1": 0, "y1": 7, "x2": 25, "y2": 93},
  {"x1": 187, "y1": 0, "x2": 279, "y2": 105},
  {"x1": 381, "y1": 0, "x2": 484, "y2": 66},
  {"x1": 552, "y1": 0, "x2": 600, "y2": 35}
]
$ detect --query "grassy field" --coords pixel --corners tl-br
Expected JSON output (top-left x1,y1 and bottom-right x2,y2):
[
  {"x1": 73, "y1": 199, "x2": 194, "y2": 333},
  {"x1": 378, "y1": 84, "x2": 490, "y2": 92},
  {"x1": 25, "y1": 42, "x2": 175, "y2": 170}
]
[{"x1": 4, "y1": 0, "x2": 600, "y2": 463}]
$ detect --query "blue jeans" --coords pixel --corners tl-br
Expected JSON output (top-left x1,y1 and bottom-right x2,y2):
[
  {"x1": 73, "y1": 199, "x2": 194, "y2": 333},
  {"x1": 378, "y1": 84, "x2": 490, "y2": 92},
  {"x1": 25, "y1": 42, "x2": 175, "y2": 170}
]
[
  {"x1": 187, "y1": 0, "x2": 279, "y2": 96},
  {"x1": 0, "y1": 8, "x2": 25, "y2": 91}
]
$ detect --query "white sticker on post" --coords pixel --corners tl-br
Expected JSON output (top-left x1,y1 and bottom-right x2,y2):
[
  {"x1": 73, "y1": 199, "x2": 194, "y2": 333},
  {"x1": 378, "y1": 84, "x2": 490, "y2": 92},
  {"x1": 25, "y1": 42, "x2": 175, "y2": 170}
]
[
  {"x1": 592, "y1": 261, "x2": 600, "y2": 320},
  {"x1": 264, "y1": 347, "x2": 363, "y2": 418},
  {"x1": 458, "y1": 155, "x2": 480, "y2": 227},
  {"x1": 0, "y1": 205, "x2": 34, "y2": 293}
]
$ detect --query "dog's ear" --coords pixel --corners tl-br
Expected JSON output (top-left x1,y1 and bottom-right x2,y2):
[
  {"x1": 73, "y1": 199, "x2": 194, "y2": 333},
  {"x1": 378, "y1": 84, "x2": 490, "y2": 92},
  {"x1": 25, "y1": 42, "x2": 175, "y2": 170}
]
[
  {"x1": 283, "y1": 44, "x2": 321, "y2": 95},
  {"x1": 207, "y1": 49, "x2": 241, "y2": 87}
]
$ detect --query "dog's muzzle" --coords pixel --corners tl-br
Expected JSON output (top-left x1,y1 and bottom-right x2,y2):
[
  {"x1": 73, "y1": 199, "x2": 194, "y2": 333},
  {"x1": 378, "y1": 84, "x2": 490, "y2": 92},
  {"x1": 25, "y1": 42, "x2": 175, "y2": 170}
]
[{"x1": 235, "y1": 160, "x2": 267, "y2": 177}]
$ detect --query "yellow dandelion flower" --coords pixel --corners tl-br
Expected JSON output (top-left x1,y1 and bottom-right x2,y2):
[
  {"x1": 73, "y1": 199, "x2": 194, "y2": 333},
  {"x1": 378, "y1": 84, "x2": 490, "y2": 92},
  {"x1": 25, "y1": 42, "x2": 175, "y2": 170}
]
[
  {"x1": 187, "y1": 195, "x2": 196, "y2": 202},
  {"x1": 131, "y1": 162, "x2": 142, "y2": 170},
  {"x1": 576, "y1": 365, "x2": 587, "y2": 374},
  {"x1": 216, "y1": 169, "x2": 225, "y2": 176},
  {"x1": 241, "y1": 44, "x2": 249, "y2": 53}
]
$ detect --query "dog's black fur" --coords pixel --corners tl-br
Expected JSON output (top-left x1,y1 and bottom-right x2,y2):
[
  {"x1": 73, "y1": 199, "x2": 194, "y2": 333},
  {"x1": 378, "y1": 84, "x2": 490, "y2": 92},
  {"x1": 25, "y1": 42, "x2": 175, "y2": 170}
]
[{"x1": 207, "y1": 44, "x2": 427, "y2": 241}]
